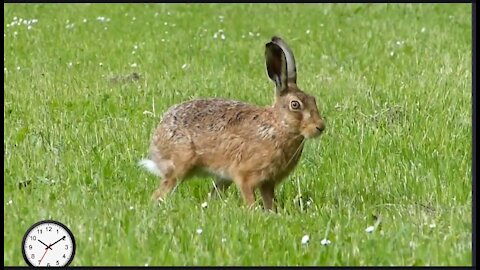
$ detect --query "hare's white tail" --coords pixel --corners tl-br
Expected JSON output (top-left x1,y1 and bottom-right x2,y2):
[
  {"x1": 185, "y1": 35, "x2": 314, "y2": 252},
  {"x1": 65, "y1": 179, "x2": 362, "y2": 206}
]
[
  {"x1": 139, "y1": 157, "x2": 176, "y2": 179},
  {"x1": 138, "y1": 159, "x2": 165, "y2": 178}
]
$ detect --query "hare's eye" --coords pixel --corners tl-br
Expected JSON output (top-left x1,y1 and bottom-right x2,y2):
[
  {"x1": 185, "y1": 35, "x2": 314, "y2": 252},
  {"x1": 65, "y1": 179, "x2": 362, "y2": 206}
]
[{"x1": 290, "y1": 100, "x2": 302, "y2": 110}]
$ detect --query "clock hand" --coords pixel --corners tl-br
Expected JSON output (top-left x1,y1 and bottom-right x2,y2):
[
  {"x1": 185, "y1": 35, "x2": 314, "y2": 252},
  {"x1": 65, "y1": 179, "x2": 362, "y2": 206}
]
[
  {"x1": 38, "y1": 239, "x2": 52, "y2": 250},
  {"x1": 38, "y1": 243, "x2": 50, "y2": 266},
  {"x1": 47, "y1": 235, "x2": 66, "y2": 249}
]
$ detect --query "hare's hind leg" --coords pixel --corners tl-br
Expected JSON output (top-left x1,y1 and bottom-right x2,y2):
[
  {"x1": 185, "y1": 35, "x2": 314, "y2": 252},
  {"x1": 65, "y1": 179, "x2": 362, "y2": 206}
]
[
  {"x1": 151, "y1": 176, "x2": 177, "y2": 201},
  {"x1": 151, "y1": 163, "x2": 193, "y2": 201},
  {"x1": 151, "y1": 149, "x2": 196, "y2": 202},
  {"x1": 151, "y1": 163, "x2": 178, "y2": 202}
]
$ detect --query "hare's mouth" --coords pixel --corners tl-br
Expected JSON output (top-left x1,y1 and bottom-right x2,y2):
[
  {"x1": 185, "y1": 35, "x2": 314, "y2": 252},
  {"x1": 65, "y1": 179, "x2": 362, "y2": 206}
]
[{"x1": 302, "y1": 126, "x2": 324, "y2": 139}]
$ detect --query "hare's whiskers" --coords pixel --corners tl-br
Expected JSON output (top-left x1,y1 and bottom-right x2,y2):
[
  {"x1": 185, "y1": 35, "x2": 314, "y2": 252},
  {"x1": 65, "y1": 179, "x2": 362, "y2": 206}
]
[{"x1": 285, "y1": 136, "x2": 306, "y2": 168}]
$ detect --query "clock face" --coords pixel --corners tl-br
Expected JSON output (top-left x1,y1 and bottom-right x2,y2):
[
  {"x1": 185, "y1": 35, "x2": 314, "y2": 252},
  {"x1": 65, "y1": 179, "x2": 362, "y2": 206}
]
[{"x1": 22, "y1": 220, "x2": 76, "y2": 267}]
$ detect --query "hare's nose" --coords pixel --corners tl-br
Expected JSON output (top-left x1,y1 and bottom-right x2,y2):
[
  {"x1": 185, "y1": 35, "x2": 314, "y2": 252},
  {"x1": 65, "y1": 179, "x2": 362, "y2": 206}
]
[{"x1": 316, "y1": 121, "x2": 326, "y2": 133}]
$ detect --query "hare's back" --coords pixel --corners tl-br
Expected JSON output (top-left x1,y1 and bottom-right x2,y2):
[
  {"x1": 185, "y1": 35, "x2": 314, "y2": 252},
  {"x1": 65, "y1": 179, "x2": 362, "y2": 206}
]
[{"x1": 160, "y1": 98, "x2": 258, "y2": 133}]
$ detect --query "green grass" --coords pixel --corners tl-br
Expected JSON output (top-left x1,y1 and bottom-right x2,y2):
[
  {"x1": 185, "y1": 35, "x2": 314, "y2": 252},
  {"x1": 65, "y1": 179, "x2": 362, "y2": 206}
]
[{"x1": 3, "y1": 3, "x2": 472, "y2": 266}]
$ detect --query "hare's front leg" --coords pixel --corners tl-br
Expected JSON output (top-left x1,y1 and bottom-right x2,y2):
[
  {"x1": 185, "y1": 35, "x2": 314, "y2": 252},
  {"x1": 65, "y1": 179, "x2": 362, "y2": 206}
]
[
  {"x1": 260, "y1": 181, "x2": 276, "y2": 212},
  {"x1": 239, "y1": 184, "x2": 256, "y2": 208},
  {"x1": 234, "y1": 176, "x2": 260, "y2": 208}
]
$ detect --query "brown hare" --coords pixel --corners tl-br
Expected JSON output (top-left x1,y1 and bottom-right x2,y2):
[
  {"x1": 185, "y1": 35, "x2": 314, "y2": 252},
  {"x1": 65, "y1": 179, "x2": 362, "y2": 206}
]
[{"x1": 140, "y1": 36, "x2": 325, "y2": 211}]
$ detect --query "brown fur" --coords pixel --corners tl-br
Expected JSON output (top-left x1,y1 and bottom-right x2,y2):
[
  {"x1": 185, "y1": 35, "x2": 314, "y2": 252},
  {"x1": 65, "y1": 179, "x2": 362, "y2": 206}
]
[{"x1": 141, "y1": 37, "x2": 325, "y2": 211}]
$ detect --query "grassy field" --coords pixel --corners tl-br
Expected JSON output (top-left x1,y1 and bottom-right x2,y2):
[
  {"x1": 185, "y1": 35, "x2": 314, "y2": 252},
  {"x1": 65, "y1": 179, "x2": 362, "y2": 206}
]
[{"x1": 3, "y1": 3, "x2": 472, "y2": 266}]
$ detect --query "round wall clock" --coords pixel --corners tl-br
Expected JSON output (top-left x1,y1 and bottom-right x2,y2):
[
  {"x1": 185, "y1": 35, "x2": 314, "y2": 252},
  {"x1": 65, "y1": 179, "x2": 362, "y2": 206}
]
[{"x1": 21, "y1": 220, "x2": 76, "y2": 267}]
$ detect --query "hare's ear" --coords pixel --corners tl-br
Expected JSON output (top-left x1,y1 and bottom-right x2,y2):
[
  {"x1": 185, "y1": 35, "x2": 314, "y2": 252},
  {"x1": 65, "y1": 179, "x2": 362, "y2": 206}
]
[
  {"x1": 265, "y1": 41, "x2": 288, "y2": 95},
  {"x1": 271, "y1": 36, "x2": 297, "y2": 84}
]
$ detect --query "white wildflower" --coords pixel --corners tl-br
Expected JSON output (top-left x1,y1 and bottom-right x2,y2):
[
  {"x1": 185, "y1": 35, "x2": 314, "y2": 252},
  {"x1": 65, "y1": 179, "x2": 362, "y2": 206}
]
[
  {"x1": 320, "y1": 238, "x2": 331, "y2": 246},
  {"x1": 409, "y1": 241, "x2": 416, "y2": 248},
  {"x1": 301, "y1": 234, "x2": 310, "y2": 244}
]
